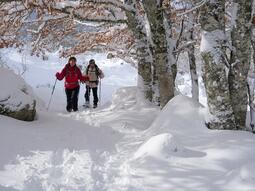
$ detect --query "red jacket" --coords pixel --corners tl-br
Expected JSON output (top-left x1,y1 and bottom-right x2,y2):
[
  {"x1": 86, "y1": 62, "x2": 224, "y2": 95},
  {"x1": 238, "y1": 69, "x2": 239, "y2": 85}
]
[{"x1": 56, "y1": 64, "x2": 89, "y2": 89}]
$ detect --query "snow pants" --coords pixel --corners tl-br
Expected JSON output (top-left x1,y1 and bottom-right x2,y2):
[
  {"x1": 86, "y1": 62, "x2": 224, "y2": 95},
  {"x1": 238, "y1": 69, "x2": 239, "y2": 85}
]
[
  {"x1": 65, "y1": 86, "x2": 80, "y2": 112},
  {"x1": 85, "y1": 85, "x2": 98, "y2": 105}
]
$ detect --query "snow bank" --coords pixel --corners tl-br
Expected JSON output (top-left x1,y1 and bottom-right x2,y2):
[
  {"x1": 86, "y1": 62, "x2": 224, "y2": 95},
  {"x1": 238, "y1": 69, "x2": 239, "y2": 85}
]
[
  {"x1": 133, "y1": 133, "x2": 191, "y2": 160},
  {"x1": 131, "y1": 96, "x2": 207, "y2": 163},
  {"x1": 110, "y1": 86, "x2": 151, "y2": 110},
  {"x1": 126, "y1": 95, "x2": 255, "y2": 191},
  {"x1": 133, "y1": 133, "x2": 206, "y2": 163},
  {"x1": 147, "y1": 95, "x2": 206, "y2": 135},
  {"x1": 0, "y1": 67, "x2": 36, "y2": 121}
]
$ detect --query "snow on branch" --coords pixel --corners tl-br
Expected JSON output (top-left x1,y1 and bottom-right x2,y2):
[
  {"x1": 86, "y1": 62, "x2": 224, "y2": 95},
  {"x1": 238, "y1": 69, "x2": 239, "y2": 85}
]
[
  {"x1": 0, "y1": 0, "x2": 130, "y2": 52},
  {"x1": 78, "y1": 0, "x2": 135, "y2": 12},
  {"x1": 177, "y1": 0, "x2": 207, "y2": 17}
]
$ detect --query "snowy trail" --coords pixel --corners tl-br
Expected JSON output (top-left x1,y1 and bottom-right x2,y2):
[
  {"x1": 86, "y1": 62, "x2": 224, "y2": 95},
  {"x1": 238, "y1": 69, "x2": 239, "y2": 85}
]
[
  {"x1": 60, "y1": 103, "x2": 158, "y2": 191},
  {"x1": 0, "y1": 88, "x2": 159, "y2": 191}
]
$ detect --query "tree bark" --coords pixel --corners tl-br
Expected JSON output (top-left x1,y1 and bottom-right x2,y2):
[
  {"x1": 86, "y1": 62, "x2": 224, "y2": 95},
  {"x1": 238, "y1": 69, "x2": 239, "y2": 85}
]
[
  {"x1": 124, "y1": 0, "x2": 154, "y2": 101},
  {"x1": 143, "y1": 0, "x2": 175, "y2": 107},
  {"x1": 163, "y1": 6, "x2": 177, "y2": 87},
  {"x1": 229, "y1": 1, "x2": 252, "y2": 130},
  {"x1": 187, "y1": 32, "x2": 199, "y2": 102},
  {"x1": 200, "y1": 0, "x2": 236, "y2": 129}
]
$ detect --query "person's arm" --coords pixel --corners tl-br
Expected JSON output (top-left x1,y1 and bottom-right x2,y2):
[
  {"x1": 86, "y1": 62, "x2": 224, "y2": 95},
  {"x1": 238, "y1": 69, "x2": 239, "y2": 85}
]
[
  {"x1": 78, "y1": 68, "x2": 89, "y2": 82},
  {"x1": 55, "y1": 66, "x2": 66, "y2": 80}
]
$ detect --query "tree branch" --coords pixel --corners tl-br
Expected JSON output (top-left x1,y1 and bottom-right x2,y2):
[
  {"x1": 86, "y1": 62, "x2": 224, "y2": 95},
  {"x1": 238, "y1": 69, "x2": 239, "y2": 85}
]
[
  {"x1": 80, "y1": 0, "x2": 135, "y2": 13},
  {"x1": 51, "y1": 5, "x2": 128, "y2": 24}
]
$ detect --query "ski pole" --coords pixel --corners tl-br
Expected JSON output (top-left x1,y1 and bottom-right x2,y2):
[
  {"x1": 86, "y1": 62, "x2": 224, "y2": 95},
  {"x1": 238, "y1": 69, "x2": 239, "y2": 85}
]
[
  {"x1": 47, "y1": 78, "x2": 57, "y2": 111},
  {"x1": 99, "y1": 78, "x2": 102, "y2": 105}
]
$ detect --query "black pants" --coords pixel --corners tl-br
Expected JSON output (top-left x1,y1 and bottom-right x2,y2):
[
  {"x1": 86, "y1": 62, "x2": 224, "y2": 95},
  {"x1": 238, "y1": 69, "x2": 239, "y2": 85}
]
[
  {"x1": 85, "y1": 86, "x2": 98, "y2": 105},
  {"x1": 65, "y1": 86, "x2": 80, "y2": 111}
]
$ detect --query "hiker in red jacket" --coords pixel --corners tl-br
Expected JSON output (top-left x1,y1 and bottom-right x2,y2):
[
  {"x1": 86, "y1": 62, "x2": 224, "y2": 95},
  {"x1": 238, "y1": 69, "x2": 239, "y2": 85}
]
[{"x1": 55, "y1": 57, "x2": 89, "y2": 112}]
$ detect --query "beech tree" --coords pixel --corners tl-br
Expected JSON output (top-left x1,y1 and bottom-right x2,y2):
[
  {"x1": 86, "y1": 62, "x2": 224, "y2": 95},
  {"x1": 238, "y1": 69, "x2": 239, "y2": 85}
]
[
  {"x1": 229, "y1": 0, "x2": 252, "y2": 130},
  {"x1": 124, "y1": 0, "x2": 154, "y2": 102},
  {"x1": 200, "y1": 0, "x2": 236, "y2": 129},
  {"x1": 200, "y1": 0, "x2": 252, "y2": 130}
]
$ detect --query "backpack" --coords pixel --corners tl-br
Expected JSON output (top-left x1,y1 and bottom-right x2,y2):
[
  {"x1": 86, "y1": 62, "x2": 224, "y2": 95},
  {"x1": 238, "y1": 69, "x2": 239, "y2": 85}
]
[{"x1": 86, "y1": 64, "x2": 100, "y2": 77}]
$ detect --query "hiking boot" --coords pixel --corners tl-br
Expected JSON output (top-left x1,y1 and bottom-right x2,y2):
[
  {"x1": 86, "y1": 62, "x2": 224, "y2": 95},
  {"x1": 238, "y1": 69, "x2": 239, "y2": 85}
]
[
  {"x1": 93, "y1": 104, "x2": 97, "y2": 108},
  {"x1": 83, "y1": 101, "x2": 90, "y2": 108}
]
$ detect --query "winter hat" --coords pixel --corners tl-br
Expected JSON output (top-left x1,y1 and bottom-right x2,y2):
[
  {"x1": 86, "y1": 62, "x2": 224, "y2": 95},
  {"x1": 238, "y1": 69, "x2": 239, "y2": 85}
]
[{"x1": 89, "y1": 59, "x2": 95, "y2": 64}]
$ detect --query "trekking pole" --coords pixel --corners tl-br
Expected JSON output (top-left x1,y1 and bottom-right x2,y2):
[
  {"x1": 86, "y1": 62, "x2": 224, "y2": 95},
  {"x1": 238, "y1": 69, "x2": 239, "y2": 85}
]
[
  {"x1": 47, "y1": 78, "x2": 57, "y2": 111},
  {"x1": 98, "y1": 78, "x2": 101, "y2": 105}
]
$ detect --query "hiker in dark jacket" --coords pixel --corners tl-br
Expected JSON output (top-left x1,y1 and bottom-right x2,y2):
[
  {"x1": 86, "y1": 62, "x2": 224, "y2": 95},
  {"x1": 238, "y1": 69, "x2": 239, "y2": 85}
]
[
  {"x1": 56, "y1": 57, "x2": 89, "y2": 112},
  {"x1": 83, "y1": 59, "x2": 104, "y2": 108}
]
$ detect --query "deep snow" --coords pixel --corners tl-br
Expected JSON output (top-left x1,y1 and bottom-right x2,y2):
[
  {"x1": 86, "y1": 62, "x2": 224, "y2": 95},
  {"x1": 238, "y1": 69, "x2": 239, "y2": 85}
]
[
  {"x1": 0, "y1": 67, "x2": 35, "y2": 111},
  {"x1": 1, "y1": 49, "x2": 255, "y2": 191}
]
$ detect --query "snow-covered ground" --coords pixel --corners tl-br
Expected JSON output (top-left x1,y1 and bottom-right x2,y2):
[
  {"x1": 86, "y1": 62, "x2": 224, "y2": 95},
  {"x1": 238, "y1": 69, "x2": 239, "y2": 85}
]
[{"x1": 1, "y1": 49, "x2": 255, "y2": 191}]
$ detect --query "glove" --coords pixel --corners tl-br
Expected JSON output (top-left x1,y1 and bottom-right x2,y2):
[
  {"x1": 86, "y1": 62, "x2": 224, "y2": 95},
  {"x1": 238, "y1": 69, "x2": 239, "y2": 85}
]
[{"x1": 55, "y1": 72, "x2": 60, "y2": 80}]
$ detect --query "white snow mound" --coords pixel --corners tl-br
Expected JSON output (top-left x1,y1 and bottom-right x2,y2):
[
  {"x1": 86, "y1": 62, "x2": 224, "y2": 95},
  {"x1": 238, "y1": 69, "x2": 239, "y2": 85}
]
[
  {"x1": 147, "y1": 95, "x2": 206, "y2": 135},
  {"x1": 133, "y1": 133, "x2": 183, "y2": 160},
  {"x1": 110, "y1": 86, "x2": 150, "y2": 110},
  {"x1": 133, "y1": 133, "x2": 205, "y2": 161},
  {"x1": 0, "y1": 67, "x2": 35, "y2": 111}
]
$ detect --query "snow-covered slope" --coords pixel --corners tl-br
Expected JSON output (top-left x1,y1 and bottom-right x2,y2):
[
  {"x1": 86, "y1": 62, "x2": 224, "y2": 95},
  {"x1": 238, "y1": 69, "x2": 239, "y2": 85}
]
[
  {"x1": 127, "y1": 95, "x2": 255, "y2": 191},
  {"x1": 1, "y1": 89, "x2": 255, "y2": 191}
]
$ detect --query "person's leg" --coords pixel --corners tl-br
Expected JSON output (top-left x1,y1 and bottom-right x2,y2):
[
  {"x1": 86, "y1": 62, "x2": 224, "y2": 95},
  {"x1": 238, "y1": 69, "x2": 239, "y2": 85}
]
[
  {"x1": 72, "y1": 86, "x2": 80, "y2": 111},
  {"x1": 92, "y1": 87, "x2": 98, "y2": 107},
  {"x1": 65, "y1": 88, "x2": 72, "y2": 112},
  {"x1": 85, "y1": 85, "x2": 91, "y2": 103}
]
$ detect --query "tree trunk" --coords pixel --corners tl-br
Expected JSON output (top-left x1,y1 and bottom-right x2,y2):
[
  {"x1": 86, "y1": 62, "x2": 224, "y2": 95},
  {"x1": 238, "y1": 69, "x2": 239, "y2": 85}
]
[
  {"x1": 200, "y1": 0, "x2": 236, "y2": 129},
  {"x1": 186, "y1": 11, "x2": 199, "y2": 102},
  {"x1": 143, "y1": 0, "x2": 175, "y2": 107},
  {"x1": 124, "y1": 0, "x2": 154, "y2": 101},
  {"x1": 187, "y1": 37, "x2": 199, "y2": 102},
  {"x1": 229, "y1": 1, "x2": 252, "y2": 130},
  {"x1": 163, "y1": 7, "x2": 177, "y2": 86}
]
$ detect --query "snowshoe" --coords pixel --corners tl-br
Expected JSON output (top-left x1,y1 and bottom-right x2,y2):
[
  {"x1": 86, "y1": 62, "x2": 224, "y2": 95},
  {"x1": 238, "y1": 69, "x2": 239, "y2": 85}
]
[
  {"x1": 251, "y1": 124, "x2": 255, "y2": 134},
  {"x1": 83, "y1": 101, "x2": 90, "y2": 108}
]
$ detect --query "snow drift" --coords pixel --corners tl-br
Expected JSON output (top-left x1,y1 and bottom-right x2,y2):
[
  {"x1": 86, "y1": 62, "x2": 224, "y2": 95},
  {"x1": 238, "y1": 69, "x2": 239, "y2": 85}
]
[
  {"x1": 133, "y1": 96, "x2": 207, "y2": 162},
  {"x1": 0, "y1": 67, "x2": 36, "y2": 121},
  {"x1": 147, "y1": 95, "x2": 206, "y2": 136},
  {"x1": 133, "y1": 133, "x2": 206, "y2": 161},
  {"x1": 126, "y1": 95, "x2": 255, "y2": 191}
]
